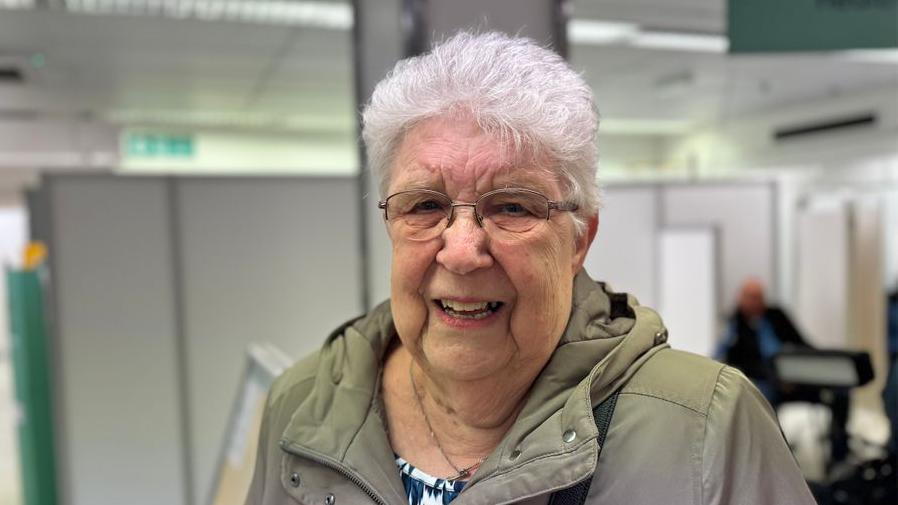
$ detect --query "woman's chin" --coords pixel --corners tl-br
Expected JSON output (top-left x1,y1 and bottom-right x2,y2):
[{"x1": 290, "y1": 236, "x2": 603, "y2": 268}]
[{"x1": 419, "y1": 345, "x2": 513, "y2": 383}]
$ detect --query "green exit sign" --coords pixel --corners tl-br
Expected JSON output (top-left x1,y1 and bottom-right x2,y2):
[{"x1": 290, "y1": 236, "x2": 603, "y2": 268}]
[{"x1": 126, "y1": 133, "x2": 194, "y2": 158}]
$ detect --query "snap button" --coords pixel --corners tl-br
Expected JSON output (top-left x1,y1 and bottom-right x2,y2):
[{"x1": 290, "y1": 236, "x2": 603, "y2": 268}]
[
  {"x1": 324, "y1": 493, "x2": 336, "y2": 505},
  {"x1": 509, "y1": 449, "x2": 522, "y2": 460},
  {"x1": 289, "y1": 472, "x2": 301, "y2": 487},
  {"x1": 562, "y1": 429, "x2": 577, "y2": 443}
]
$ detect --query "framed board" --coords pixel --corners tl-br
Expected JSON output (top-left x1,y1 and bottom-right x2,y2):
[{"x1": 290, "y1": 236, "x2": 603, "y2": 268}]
[{"x1": 208, "y1": 343, "x2": 293, "y2": 505}]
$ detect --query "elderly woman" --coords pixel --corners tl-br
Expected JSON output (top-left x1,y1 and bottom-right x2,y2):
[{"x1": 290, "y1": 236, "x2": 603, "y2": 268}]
[{"x1": 247, "y1": 32, "x2": 815, "y2": 505}]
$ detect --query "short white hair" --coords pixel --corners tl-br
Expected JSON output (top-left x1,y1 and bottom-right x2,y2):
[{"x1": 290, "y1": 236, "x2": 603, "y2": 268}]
[{"x1": 362, "y1": 31, "x2": 600, "y2": 233}]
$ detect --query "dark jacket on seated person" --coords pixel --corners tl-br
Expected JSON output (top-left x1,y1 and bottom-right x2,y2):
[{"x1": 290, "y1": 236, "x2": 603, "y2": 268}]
[{"x1": 722, "y1": 307, "x2": 811, "y2": 384}]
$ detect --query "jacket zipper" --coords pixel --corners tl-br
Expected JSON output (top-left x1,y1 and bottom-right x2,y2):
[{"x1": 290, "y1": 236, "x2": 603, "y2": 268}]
[{"x1": 280, "y1": 441, "x2": 390, "y2": 505}]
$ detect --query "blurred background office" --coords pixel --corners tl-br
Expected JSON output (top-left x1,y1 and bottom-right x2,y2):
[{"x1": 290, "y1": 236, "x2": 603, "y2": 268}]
[{"x1": 0, "y1": 1, "x2": 896, "y2": 504}]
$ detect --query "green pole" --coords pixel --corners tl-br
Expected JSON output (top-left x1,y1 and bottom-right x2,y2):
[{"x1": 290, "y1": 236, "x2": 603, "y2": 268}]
[{"x1": 8, "y1": 269, "x2": 58, "y2": 505}]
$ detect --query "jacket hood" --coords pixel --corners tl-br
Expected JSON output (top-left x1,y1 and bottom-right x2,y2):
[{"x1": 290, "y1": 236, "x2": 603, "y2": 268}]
[{"x1": 278, "y1": 269, "x2": 669, "y2": 503}]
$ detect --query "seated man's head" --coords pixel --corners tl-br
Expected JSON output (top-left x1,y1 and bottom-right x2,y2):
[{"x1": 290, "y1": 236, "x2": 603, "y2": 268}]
[{"x1": 738, "y1": 278, "x2": 766, "y2": 319}]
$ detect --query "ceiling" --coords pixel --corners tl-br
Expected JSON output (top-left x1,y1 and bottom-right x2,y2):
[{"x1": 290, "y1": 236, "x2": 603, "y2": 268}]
[
  {"x1": 0, "y1": 0, "x2": 895, "y2": 138},
  {"x1": 570, "y1": 0, "x2": 898, "y2": 129},
  {"x1": 0, "y1": 3, "x2": 356, "y2": 134}
]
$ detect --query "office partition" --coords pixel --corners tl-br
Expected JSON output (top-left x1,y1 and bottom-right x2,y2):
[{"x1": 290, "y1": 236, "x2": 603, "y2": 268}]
[{"x1": 39, "y1": 175, "x2": 361, "y2": 505}]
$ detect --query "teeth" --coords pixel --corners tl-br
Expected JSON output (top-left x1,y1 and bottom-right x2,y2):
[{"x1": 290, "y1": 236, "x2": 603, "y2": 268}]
[
  {"x1": 441, "y1": 300, "x2": 489, "y2": 311},
  {"x1": 439, "y1": 299, "x2": 502, "y2": 319}
]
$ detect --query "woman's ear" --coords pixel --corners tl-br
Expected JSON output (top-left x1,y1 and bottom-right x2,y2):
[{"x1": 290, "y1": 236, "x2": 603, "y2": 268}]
[{"x1": 571, "y1": 213, "x2": 599, "y2": 274}]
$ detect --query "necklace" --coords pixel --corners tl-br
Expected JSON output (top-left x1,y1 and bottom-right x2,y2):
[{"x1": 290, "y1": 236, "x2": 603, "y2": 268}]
[{"x1": 408, "y1": 363, "x2": 486, "y2": 481}]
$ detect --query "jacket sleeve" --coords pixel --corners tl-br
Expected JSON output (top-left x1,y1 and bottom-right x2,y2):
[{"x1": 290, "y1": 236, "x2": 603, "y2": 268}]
[
  {"x1": 702, "y1": 366, "x2": 816, "y2": 505},
  {"x1": 244, "y1": 394, "x2": 272, "y2": 505}
]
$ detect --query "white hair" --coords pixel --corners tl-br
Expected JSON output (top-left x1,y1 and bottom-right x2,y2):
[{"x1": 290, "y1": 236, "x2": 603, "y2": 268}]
[{"x1": 362, "y1": 31, "x2": 600, "y2": 233}]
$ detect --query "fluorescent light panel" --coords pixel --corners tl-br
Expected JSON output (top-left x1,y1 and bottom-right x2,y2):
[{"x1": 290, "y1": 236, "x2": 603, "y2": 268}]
[
  {"x1": 568, "y1": 19, "x2": 638, "y2": 45},
  {"x1": 63, "y1": 0, "x2": 352, "y2": 28},
  {"x1": 600, "y1": 118, "x2": 691, "y2": 135},
  {"x1": 0, "y1": 0, "x2": 35, "y2": 9},
  {"x1": 570, "y1": 18, "x2": 728, "y2": 54},
  {"x1": 633, "y1": 31, "x2": 728, "y2": 53},
  {"x1": 838, "y1": 49, "x2": 898, "y2": 65}
]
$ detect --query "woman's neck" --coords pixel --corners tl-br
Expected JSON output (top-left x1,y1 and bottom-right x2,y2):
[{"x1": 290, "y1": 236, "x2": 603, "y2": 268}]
[{"x1": 383, "y1": 346, "x2": 534, "y2": 473}]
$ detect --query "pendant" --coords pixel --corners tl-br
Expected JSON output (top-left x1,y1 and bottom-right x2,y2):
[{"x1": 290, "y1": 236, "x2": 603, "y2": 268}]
[{"x1": 448, "y1": 461, "x2": 481, "y2": 481}]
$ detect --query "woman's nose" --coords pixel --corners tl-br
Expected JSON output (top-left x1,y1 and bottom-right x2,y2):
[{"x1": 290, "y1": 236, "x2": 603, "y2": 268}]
[{"x1": 435, "y1": 207, "x2": 493, "y2": 275}]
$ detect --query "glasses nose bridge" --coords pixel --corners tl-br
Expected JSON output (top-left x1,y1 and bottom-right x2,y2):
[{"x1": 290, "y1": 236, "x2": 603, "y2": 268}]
[{"x1": 447, "y1": 201, "x2": 484, "y2": 228}]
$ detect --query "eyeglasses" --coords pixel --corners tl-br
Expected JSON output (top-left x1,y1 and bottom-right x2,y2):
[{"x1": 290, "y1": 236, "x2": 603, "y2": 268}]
[{"x1": 378, "y1": 188, "x2": 578, "y2": 241}]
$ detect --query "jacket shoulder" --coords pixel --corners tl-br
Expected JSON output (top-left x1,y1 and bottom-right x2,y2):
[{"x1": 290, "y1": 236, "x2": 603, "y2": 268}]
[
  {"x1": 267, "y1": 350, "x2": 320, "y2": 410},
  {"x1": 620, "y1": 348, "x2": 726, "y2": 416}
]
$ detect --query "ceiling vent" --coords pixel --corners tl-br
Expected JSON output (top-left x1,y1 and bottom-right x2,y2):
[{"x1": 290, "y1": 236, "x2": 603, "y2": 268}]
[
  {"x1": 0, "y1": 66, "x2": 24, "y2": 83},
  {"x1": 774, "y1": 113, "x2": 876, "y2": 142}
]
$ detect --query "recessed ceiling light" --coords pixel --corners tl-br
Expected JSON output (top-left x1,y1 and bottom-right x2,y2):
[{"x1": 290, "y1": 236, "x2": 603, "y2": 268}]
[
  {"x1": 62, "y1": 0, "x2": 352, "y2": 28},
  {"x1": 0, "y1": 0, "x2": 36, "y2": 9}
]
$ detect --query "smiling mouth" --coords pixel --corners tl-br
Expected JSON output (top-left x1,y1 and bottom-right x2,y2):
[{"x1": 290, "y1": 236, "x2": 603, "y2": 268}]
[{"x1": 435, "y1": 299, "x2": 504, "y2": 320}]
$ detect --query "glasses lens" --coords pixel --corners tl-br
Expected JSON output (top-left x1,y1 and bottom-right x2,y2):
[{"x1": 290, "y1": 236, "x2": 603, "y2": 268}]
[
  {"x1": 478, "y1": 189, "x2": 548, "y2": 232},
  {"x1": 386, "y1": 190, "x2": 451, "y2": 237}
]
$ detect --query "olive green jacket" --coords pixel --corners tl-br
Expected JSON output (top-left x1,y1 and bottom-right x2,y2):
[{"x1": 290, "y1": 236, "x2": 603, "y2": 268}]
[{"x1": 246, "y1": 271, "x2": 816, "y2": 505}]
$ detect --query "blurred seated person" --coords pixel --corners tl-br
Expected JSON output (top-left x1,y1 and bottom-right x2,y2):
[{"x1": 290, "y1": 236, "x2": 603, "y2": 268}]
[
  {"x1": 716, "y1": 278, "x2": 850, "y2": 464},
  {"x1": 716, "y1": 279, "x2": 810, "y2": 402}
]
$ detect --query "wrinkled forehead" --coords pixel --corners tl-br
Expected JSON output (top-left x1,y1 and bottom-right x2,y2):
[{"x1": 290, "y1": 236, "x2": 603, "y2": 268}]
[{"x1": 387, "y1": 116, "x2": 562, "y2": 197}]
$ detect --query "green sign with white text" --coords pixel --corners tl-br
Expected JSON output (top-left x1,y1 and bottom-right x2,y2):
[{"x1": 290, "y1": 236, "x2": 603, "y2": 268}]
[
  {"x1": 125, "y1": 133, "x2": 194, "y2": 158},
  {"x1": 729, "y1": 0, "x2": 898, "y2": 52}
]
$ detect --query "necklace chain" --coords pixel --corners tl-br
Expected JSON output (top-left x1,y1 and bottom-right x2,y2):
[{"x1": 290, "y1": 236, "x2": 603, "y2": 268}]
[{"x1": 408, "y1": 363, "x2": 486, "y2": 481}]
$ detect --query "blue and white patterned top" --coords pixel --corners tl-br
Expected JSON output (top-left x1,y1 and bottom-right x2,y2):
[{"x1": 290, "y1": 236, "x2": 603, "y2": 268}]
[{"x1": 396, "y1": 456, "x2": 466, "y2": 505}]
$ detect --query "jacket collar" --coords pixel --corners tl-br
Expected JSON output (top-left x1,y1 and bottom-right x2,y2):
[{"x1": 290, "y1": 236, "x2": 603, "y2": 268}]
[{"x1": 279, "y1": 269, "x2": 668, "y2": 504}]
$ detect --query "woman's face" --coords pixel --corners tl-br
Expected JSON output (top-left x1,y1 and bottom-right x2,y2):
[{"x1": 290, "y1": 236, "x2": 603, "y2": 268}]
[{"x1": 386, "y1": 116, "x2": 595, "y2": 383}]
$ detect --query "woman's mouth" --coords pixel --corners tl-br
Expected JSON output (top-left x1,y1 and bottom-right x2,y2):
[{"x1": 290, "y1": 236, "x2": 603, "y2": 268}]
[{"x1": 435, "y1": 299, "x2": 504, "y2": 320}]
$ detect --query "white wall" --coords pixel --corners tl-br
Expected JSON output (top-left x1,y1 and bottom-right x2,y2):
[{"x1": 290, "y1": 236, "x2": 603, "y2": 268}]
[
  {"x1": 0, "y1": 205, "x2": 27, "y2": 505},
  {"x1": 597, "y1": 134, "x2": 668, "y2": 175},
  {"x1": 663, "y1": 84, "x2": 898, "y2": 175}
]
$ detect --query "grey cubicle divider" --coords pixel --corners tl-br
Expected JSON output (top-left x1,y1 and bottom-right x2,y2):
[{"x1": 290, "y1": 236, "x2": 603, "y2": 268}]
[
  {"x1": 795, "y1": 199, "x2": 850, "y2": 350},
  {"x1": 661, "y1": 182, "x2": 777, "y2": 316},
  {"x1": 40, "y1": 175, "x2": 363, "y2": 505},
  {"x1": 45, "y1": 175, "x2": 188, "y2": 505},
  {"x1": 657, "y1": 226, "x2": 719, "y2": 357},
  {"x1": 174, "y1": 177, "x2": 361, "y2": 505},
  {"x1": 584, "y1": 181, "x2": 776, "y2": 321},
  {"x1": 583, "y1": 184, "x2": 660, "y2": 308}
]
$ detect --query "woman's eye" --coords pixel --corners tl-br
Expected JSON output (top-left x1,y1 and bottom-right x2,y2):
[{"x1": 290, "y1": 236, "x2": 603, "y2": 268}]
[
  {"x1": 411, "y1": 200, "x2": 443, "y2": 213},
  {"x1": 499, "y1": 202, "x2": 530, "y2": 216}
]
